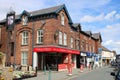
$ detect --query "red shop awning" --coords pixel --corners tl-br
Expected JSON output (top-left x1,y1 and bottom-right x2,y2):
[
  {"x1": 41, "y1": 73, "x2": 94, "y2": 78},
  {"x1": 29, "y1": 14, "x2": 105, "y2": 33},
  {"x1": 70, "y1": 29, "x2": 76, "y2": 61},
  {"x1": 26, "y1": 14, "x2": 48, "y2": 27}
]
[{"x1": 33, "y1": 46, "x2": 80, "y2": 54}]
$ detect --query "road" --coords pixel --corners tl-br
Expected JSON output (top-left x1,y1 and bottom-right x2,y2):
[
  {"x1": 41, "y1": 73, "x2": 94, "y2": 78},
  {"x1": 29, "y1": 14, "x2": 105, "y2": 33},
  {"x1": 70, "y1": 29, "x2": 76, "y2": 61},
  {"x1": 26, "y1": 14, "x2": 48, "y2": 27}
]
[{"x1": 69, "y1": 67, "x2": 114, "y2": 80}]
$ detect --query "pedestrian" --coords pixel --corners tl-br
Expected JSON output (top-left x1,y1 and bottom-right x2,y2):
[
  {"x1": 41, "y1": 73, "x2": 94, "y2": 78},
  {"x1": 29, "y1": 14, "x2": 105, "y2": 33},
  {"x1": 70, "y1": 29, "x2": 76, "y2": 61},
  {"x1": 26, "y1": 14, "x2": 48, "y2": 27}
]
[
  {"x1": 89, "y1": 62, "x2": 92, "y2": 70},
  {"x1": 91, "y1": 61, "x2": 94, "y2": 70}
]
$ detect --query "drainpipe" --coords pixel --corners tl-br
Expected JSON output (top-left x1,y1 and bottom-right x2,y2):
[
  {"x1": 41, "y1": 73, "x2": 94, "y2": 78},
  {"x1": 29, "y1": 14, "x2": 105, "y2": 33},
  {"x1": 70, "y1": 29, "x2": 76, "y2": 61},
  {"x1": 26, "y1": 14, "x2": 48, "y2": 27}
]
[
  {"x1": 32, "y1": 17, "x2": 35, "y2": 69},
  {"x1": 13, "y1": 25, "x2": 16, "y2": 70}
]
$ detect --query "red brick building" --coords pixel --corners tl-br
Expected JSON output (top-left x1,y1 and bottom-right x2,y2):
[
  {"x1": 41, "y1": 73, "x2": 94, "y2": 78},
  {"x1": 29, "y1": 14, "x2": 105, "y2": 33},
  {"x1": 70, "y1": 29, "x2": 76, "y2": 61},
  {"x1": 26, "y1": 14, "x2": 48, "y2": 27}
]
[{"x1": 0, "y1": 4, "x2": 102, "y2": 71}]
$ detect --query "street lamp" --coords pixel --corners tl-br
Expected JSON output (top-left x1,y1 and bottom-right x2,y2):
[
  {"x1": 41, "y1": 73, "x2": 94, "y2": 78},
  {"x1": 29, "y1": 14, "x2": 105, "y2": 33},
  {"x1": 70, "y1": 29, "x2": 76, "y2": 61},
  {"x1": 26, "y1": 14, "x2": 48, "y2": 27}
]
[{"x1": 6, "y1": 9, "x2": 15, "y2": 66}]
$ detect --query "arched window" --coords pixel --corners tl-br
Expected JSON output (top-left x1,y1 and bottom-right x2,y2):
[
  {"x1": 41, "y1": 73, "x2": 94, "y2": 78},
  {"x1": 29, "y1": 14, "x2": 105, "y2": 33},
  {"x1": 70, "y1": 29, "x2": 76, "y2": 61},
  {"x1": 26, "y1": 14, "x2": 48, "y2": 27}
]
[{"x1": 61, "y1": 13, "x2": 65, "y2": 26}]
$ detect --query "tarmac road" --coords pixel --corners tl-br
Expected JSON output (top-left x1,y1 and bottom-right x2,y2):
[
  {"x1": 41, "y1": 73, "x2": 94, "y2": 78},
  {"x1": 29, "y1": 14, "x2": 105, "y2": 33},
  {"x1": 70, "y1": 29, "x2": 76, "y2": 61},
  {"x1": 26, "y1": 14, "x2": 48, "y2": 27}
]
[{"x1": 69, "y1": 67, "x2": 114, "y2": 80}]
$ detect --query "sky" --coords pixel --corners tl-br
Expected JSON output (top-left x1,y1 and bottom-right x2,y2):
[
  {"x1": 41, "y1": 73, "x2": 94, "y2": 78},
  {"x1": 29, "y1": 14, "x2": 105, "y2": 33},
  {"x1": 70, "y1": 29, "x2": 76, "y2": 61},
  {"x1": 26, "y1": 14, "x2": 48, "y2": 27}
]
[{"x1": 0, "y1": 0, "x2": 120, "y2": 54}]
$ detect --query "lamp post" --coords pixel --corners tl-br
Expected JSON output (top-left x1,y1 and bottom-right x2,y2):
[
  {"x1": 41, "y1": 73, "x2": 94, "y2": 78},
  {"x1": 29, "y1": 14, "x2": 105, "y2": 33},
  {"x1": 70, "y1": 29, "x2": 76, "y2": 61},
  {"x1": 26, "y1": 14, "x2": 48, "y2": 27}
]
[
  {"x1": 6, "y1": 9, "x2": 15, "y2": 66},
  {"x1": 98, "y1": 48, "x2": 102, "y2": 67}
]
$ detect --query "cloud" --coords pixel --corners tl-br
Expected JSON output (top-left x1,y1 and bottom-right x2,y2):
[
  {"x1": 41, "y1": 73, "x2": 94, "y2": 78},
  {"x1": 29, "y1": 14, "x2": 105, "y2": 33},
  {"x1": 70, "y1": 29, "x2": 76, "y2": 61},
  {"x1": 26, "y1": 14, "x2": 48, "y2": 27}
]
[
  {"x1": 80, "y1": 11, "x2": 120, "y2": 22},
  {"x1": 101, "y1": 23, "x2": 120, "y2": 38},
  {"x1": 101, "y1": 23, "x2": 120, "y2": 54},
  {"x1": 104, "y1": 11, "x2": 116, "y2": 21},
  {"x1": 80, "y1": 13, "x2": 104, "y2": 22},
  {"x1": 0, "y1": 0, "x2": 48, "y2": 20},
  {"x1": 115, "y1": 13, "x2": 120, "y2": 19},
  {"x1": 102, "y1": 40, "x2": 120, "y2": 54}
]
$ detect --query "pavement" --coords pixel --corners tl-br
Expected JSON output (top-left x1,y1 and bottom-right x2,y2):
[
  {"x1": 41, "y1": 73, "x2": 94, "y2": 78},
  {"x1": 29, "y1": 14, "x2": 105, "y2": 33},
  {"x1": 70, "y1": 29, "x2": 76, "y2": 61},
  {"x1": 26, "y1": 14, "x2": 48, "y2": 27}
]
[{"x1": 24, "y1": 67, "x2": 104, "y2": 80}]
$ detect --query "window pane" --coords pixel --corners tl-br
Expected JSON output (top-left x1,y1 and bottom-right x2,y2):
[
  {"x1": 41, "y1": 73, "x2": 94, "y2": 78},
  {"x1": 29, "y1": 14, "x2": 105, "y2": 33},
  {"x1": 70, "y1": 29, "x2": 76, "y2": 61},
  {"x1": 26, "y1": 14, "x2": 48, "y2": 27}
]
[
  {"x1": 71, "y1": 37, "x2": 73, "y2": 48},
  {"x1": 61, "y1": 13, "x2": 64, "y2": 25},
  {"x1": 22, "y1": 31, "x2": 28, "y2": 45},
  {"x1": 64, "y1": 33, "x2": 67, "y2": 45},
  {"x1": 21, "y1": 51, "x2": 28, "y2": 65},
  {"x1": 59, "y1": 31, "x2": 62, "y2": 45},
  {"x1": 37, "y1": 30, "x2": 43, "y2": 44}
]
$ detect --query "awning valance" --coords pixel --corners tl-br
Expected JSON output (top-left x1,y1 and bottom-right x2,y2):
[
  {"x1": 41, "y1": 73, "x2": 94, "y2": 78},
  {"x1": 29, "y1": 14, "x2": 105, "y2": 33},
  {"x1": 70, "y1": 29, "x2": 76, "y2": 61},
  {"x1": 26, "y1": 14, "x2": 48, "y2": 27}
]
[{"x1": 33, "y1": 46, "x2": 80, "y2": 54}]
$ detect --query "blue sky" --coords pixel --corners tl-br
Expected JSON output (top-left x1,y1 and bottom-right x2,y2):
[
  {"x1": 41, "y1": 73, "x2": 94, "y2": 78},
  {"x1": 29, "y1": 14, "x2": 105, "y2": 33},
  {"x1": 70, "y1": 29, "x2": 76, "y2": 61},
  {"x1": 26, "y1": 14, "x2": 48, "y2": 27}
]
[{"x1": 0, "y1": 0, "x2": 120, "y2": 54}]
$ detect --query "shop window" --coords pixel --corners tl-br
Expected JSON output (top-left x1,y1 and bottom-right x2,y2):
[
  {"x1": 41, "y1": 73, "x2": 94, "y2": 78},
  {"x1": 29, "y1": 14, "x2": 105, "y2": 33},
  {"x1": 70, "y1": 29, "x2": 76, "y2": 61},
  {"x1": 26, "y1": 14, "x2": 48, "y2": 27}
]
[
  {"x1": 22, "y1": 31, "x2": 28, "y2": 45},
  {"x1": 21, "y1": 51, "x2": 28, "y2": 66},
  {"x1": 37, "y1": 29, "x2": 43, "y2": 44}
]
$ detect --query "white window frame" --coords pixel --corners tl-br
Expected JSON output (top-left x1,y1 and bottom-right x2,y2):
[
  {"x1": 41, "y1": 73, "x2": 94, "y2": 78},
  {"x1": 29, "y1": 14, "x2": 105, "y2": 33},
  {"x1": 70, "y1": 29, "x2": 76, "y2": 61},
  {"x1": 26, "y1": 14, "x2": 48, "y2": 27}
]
[
  {"x1": 37, "y1": 30, "x2": 43, "y2": 44},
  {"x1": 59, "y1": 31, "x2": 62, "y2": 45},
  {"x1": 22, "y1": 31, "x2": 28, "y2": 45},
  {"x1": 70, "y1": 37, "x2": 73, "y2": 48},
  {"x1": 21, "y1": 51, "x2": 28, "y2": 66},
  {"x1": 22, "y1": 16, "x2": 28, "y2": 26},
  {"x1": 61, "y1": 13, "x2": 65, "y2": 26},
  {"x1": 63, "y1": 33, "x2": 67, "y2": 46}
]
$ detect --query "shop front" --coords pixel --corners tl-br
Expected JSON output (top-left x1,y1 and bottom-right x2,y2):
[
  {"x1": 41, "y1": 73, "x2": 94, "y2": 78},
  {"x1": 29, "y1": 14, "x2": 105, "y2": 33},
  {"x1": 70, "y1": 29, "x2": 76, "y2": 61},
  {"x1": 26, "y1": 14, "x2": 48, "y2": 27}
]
[
  {"x1": 86, "y1": 52, "x2": 92, "y2": 68},
  {"x1": 80, "y1": 52, "x2": 86, "y2": 68},
  {"x1": 33, "y1": 46, "x2": 79, "y2": 71}
]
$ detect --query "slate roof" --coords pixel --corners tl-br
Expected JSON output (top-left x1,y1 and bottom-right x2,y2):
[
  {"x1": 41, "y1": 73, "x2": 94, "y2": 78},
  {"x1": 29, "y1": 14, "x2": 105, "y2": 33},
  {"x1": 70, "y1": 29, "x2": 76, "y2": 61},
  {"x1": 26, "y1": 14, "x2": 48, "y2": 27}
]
[
  {"x1": 72, "y1": 23, "x2": 80, "y2": 28},
  {"x1": 92, "y1": 32, "x2": 102, "y2": 42},
  {"x1": 92, "y1": 33, "x2": 100, "y2": 39},
  {"x1": 84, "y1": 31, "x2": 92, "y2": 36},
  {"x1": 0, "y1": 4, "x2": 73, "y2": 24}
]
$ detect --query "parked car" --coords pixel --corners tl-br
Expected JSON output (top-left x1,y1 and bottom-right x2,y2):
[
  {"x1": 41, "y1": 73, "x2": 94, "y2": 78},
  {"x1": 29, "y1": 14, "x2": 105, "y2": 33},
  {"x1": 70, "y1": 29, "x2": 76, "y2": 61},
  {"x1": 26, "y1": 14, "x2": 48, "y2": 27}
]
[{"x1": 111, "y1": 70, "x2": 120, "y2": 80}]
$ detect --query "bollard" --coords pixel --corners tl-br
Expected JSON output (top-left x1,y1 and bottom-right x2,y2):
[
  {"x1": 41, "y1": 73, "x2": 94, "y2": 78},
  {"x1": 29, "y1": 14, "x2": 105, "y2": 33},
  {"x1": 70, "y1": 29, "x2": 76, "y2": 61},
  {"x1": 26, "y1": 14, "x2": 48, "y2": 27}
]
[
  {"x1": 35, "y1": 67, "x2": 37, "y2": 77},
  {"x1": 44, "y1": 66, "x2": 46, "y2": 75},
  {"x1": 27, "y1": 66, "x2": 29, "y2": 71},
  {"x1": 48, "y1": 69, "x2": 51, "y2": 80},
  {"x1": 80, "y1": 64, "x2": 83, "y2": 72}
]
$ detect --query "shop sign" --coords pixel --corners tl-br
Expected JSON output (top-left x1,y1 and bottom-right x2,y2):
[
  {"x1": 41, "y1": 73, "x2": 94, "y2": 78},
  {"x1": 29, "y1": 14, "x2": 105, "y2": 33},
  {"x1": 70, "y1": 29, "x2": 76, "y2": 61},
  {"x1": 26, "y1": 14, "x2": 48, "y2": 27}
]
[
  {"x1": 81, "y1": 52, "x2": 86, "y2": 56},
  {"x1": 34, "y1": 47, "x2": 80, "y2": 54}
]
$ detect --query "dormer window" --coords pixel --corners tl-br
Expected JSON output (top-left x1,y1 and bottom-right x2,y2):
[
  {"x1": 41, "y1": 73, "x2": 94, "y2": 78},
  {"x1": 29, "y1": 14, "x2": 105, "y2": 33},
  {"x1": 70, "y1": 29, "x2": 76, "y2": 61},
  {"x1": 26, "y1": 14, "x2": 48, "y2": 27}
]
[
  {"x1": 22, "y1": 15, "x2": 28, "y2": 26},
  {"x1": 61, "y1": 13, "x2": 65, "y2": 26}
]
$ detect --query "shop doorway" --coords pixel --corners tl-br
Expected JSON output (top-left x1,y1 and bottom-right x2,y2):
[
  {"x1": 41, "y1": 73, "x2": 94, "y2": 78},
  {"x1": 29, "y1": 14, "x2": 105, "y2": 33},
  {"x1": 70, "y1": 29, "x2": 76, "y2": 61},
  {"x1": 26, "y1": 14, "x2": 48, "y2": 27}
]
[
  {"x1": 37, "y1": 52, "x2": 62, "y2": 71},
  {"x1": 76, "y1": 55, "x2": 80, "y2": 68}
]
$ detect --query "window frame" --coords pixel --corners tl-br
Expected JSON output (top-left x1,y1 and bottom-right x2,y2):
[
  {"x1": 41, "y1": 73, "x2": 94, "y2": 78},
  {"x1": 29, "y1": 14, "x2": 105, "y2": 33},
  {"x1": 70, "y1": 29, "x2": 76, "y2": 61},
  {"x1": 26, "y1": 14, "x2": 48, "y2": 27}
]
[
  {"x1": 61, "y1": 13, "x2": 65, "y2": 26},
  {"x1": 70, "y1": 37, "x2": 73, "y2": 48},
  {"x1": 59, "y1": 31, "x2": 62, "y2": 45},
  {"x1": 22, "y1": 31, "x2": 28, "y2": 45},
  {"x1": 63, "y1": 33, "x2": 67, "y2": 46},
  {"x1": 21, "y1": 51, "x2": 28, "y2": 66},
  {"x1": 22, "y1": 16, "x2": 28, "y2": 26},
  {"x1": 37, "y1": 29, "x2": 43, "y2": 44}
]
